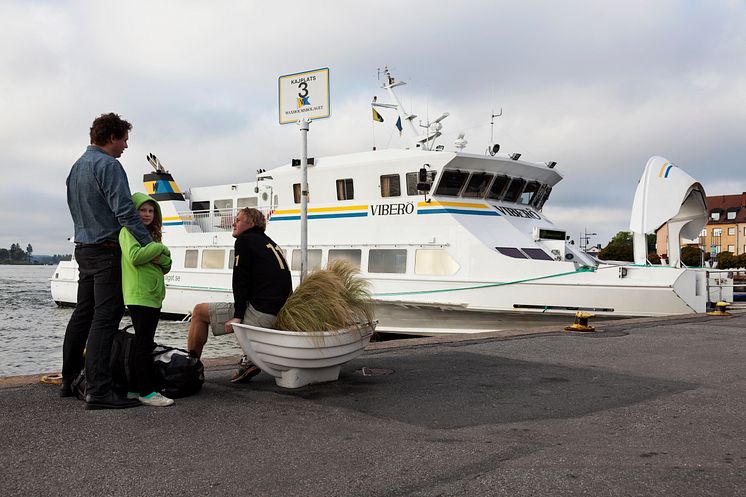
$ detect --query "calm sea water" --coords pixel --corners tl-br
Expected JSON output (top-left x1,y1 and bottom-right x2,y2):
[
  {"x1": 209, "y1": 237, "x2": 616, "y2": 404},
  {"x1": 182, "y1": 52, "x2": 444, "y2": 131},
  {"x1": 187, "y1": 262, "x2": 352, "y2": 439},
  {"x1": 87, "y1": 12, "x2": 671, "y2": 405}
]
[{"x1": 0, "y1": 265, "x2": 241, "y2": 377}]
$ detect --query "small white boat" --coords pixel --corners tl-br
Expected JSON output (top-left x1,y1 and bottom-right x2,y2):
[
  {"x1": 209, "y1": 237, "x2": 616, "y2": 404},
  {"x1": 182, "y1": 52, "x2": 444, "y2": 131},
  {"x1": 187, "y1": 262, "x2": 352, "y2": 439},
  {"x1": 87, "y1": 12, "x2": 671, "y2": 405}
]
[
  {"x1": 231, "y1": 322, "x2": 374, "y2": 388},
  {"x1": 51, "y1": 68, "x2": 733, "y2": 335}
]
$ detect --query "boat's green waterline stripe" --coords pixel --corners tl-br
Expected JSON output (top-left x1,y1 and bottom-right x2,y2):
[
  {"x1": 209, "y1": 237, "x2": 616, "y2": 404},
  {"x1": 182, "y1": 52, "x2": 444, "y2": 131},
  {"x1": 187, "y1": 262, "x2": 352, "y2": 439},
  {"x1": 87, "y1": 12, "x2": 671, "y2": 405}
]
[{"x1": 164, "y1": 266, "x2": 599, "y2": 297}]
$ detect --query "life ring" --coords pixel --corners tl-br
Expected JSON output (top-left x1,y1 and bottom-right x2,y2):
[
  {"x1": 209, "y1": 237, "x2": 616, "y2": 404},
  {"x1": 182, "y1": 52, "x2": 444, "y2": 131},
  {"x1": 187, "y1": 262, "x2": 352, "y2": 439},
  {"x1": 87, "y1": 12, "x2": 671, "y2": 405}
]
[{"x1": 40, "y1": 373, "x2": 63, "y2": 385}]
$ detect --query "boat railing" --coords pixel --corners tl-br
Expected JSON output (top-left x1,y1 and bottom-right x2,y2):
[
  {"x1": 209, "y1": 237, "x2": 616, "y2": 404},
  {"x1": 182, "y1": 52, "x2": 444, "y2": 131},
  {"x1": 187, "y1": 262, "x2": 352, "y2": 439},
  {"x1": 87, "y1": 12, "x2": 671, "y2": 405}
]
[
  {"x1": 185, "y1": 207, "x2": 275, "y2": 233},
  {"x1": 191, "y1": 209, "x2": 232, "y2": 232}
]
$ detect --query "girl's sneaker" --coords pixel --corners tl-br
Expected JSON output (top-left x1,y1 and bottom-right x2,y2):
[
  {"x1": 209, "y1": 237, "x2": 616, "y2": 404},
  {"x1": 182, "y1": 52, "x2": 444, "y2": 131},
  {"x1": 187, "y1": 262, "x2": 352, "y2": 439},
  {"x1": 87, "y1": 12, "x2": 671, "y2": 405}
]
[{"x1": 139, "y1": 392, "x2": 174, "y2": 407}]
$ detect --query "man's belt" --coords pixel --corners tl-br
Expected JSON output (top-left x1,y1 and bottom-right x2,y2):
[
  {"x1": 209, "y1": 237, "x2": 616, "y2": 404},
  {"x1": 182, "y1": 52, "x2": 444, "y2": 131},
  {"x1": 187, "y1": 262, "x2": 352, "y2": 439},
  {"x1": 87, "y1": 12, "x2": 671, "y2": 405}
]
[{"x1": 75, "y1": 241, "x2": 119, "y2": 249}]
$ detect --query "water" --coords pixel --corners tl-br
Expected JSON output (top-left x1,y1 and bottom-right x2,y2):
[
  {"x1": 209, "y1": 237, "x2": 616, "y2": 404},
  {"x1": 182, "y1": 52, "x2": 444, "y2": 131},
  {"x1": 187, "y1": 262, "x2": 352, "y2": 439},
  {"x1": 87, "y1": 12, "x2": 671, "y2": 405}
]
[{"x1": 0, "y1": 265, "x2": 242, "y2": 377}]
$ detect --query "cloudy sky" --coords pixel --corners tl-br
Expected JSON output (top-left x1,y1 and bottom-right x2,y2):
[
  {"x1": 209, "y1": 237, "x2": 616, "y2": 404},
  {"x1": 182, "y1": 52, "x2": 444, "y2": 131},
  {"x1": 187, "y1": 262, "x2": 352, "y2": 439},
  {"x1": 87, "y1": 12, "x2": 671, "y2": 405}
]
[{"x1": 1, "y1": 0, "x2": 744, "y2": 255}]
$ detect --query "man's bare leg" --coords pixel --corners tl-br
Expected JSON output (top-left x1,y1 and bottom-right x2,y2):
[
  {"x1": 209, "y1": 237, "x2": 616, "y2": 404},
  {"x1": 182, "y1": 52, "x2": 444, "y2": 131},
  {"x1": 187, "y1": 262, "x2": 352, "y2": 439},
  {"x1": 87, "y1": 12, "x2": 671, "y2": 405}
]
[{"x1": 187, "y1": 303, "x2": 210, "y2": 358}]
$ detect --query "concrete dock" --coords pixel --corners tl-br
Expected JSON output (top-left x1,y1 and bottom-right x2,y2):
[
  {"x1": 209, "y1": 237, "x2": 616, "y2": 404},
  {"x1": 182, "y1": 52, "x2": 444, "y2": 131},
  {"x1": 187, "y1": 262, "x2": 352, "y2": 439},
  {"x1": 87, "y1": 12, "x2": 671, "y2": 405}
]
[{"x1": 1, "y1": 312, "x2": 745, "y2": 497}]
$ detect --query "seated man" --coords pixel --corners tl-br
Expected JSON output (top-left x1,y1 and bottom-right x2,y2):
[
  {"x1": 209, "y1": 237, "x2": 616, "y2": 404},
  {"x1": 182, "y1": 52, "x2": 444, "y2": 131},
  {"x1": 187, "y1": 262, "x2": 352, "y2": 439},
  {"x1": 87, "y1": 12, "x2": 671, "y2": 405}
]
[{"x1": 187, "y1": 207, "x2": 292, "y2": 382}]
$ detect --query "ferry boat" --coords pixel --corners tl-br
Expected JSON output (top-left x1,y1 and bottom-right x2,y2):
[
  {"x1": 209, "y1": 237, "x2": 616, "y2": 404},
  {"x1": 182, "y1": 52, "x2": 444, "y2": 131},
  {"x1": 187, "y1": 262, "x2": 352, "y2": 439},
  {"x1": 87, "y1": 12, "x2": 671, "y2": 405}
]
[{"x1": 51, "y1": 69, "x2": 731, "y2": 335}]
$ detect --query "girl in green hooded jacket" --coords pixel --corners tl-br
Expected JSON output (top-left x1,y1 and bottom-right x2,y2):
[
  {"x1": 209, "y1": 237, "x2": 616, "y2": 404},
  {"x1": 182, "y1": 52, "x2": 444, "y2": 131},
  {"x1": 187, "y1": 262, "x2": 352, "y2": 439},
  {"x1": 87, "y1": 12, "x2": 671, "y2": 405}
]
[{"x1": 119, "y1": 192, "x2": 174, "y2": 407}]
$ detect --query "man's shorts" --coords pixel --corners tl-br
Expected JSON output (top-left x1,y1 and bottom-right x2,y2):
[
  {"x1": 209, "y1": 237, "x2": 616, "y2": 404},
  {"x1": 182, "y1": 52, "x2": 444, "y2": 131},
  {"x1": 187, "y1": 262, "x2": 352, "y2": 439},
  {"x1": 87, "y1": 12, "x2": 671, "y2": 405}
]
[{"x1": 207, "y1": 302, "x2": 277, "y2": 336}]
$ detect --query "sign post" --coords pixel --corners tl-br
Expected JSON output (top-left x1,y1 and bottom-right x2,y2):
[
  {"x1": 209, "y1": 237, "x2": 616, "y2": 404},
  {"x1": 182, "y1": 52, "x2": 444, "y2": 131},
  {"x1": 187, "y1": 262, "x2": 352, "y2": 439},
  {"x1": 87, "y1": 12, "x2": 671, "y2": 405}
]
[{"x1": 278, "y1": 68, "x2": 330, "y2": 282}]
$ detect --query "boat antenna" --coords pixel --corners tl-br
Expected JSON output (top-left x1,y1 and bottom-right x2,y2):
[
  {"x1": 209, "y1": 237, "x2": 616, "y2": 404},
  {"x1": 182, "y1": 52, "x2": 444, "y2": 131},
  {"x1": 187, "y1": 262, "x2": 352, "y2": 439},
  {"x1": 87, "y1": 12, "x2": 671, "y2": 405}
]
[{"x1": 488, "y1": 107, "x2": 502, "y2": 156}]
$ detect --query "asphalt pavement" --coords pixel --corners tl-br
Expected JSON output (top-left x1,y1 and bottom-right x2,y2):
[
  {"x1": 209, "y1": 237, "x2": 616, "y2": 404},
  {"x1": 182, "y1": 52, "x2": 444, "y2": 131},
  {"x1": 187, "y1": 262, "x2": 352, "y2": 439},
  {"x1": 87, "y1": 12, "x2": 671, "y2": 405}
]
[{"x1": 1, "y1": 312, "x2": 745, "y2": 497}]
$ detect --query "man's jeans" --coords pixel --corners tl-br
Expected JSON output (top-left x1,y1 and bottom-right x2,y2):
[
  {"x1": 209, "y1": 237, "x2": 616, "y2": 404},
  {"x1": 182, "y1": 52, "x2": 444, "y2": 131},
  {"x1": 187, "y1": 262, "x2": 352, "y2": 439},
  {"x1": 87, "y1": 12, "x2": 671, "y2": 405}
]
[{"x1": 62, "y1": 245, "x2": 124, "y2": 397}]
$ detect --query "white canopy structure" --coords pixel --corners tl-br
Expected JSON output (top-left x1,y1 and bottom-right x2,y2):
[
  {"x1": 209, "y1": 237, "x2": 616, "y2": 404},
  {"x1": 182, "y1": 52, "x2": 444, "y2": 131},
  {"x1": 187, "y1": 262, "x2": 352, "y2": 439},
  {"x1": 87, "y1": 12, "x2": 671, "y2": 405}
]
[{"x1": 629, "y1": 156, "x2": 708, "y2": 267}]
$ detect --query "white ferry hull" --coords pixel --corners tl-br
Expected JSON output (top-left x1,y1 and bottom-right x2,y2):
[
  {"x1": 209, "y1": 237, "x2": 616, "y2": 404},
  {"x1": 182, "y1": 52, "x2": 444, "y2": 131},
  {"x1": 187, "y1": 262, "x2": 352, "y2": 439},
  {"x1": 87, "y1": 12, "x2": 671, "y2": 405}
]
[{"x1": 51, "y1": 261, "x2": 713, "y2": 336}]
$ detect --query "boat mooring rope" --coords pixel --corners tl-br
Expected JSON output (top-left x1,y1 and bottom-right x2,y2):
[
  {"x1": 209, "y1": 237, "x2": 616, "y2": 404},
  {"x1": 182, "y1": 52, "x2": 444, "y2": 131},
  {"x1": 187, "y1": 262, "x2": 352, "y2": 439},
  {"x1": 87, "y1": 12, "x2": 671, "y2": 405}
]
[{"x1": 373, "y1": 265, "x2": 597, "y2": 297}]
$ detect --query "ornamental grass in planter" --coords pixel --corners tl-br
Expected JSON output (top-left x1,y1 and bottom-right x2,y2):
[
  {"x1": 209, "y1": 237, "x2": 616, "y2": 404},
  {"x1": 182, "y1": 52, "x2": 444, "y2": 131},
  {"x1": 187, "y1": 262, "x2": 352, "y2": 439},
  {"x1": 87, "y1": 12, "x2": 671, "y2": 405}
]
[{"x1": 274, "y1": 259, "x2": 375, "y2": 333}]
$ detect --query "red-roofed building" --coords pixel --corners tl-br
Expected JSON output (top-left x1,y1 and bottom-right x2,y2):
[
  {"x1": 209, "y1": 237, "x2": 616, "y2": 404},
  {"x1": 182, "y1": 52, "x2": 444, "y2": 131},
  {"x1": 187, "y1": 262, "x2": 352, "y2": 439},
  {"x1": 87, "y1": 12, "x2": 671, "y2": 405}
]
[{"x1": 656, "y1": 192, "x2": 746, "y2": 258}]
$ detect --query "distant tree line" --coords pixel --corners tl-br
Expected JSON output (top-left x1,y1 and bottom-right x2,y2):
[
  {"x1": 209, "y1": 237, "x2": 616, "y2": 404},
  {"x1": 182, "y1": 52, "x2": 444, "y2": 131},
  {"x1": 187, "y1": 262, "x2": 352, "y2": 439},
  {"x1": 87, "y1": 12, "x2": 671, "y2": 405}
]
[
  {"x1": 596, "y1": 231, "x2": 746, "y2": 268},
  {"x1": 0, "y1": 243, "x2": 71, "y2": 265},
  {"x1": 597, "y1": 232, "x2": 658, "y2": 263}
]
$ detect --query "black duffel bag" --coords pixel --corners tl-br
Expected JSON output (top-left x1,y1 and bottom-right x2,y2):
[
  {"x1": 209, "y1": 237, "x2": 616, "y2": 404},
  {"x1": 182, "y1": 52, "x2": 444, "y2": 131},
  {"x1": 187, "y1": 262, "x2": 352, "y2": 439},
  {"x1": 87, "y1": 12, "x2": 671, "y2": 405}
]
[{"x1": 74, "y1": 327, "x2": 204, "y2": 399}]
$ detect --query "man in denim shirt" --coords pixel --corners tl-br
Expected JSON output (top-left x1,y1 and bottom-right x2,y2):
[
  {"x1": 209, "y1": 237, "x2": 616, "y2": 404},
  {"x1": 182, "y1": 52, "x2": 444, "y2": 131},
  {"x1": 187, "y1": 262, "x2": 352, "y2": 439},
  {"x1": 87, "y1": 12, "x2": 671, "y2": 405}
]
[{"x1": 62, "y1": 113, "x2": 153, "y2": 410}]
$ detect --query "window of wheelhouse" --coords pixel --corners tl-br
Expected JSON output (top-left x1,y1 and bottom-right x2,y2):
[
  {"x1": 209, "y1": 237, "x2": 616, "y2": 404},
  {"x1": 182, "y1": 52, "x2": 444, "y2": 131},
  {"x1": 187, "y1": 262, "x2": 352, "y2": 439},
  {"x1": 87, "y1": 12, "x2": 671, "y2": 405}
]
[
  {"x1": 532, "y1": 186, "x2": 552, "y2": 210},
  {"x1": 380, "y1": 174, "x2": 401, "y2": 197},
  {"x1": 336, "y1": 178, "x2": 354, "y2": 200},
  {"x1": 518, "y1": 181, "x2": 541, "y2": 205},
  {"x1": 434, "y1": 169, "x2": 468, "y2": 196},
  {"x1": 462, "y1": 172, "x2": 494, "y2": 198},
  {"x1": 486, "y1": 175, "x2": 511, "y2": 200},
  {"x1": 503, "y1": 178, "x2": 526, "y2": 203}
]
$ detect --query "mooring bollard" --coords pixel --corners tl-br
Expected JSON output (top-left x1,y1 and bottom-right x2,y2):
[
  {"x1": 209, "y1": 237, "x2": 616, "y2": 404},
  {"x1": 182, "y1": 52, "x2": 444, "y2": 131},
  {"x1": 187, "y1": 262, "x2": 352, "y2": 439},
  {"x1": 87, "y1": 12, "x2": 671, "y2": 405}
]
[
  {"x1": 564, "y1": 311, "x2": 595, "y2": 332},
  {"x1": 707, "y1": 301, "x2": 732, "y2": 316}
]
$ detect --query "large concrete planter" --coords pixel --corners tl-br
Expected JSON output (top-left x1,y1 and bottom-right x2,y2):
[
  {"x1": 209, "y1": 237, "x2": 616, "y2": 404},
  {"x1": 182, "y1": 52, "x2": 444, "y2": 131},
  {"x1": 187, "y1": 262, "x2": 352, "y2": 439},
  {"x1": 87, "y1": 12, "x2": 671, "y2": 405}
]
[{"x1": 231, "y1": 322, "x2": 375, "y2": 389}]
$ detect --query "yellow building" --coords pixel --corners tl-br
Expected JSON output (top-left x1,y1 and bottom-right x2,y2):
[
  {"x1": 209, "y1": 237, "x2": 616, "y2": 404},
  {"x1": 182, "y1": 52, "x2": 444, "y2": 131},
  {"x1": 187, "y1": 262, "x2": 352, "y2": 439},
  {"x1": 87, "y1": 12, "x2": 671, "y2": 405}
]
[{"x1": 657, "y1": 192, "x2": 746, "y2": 259}]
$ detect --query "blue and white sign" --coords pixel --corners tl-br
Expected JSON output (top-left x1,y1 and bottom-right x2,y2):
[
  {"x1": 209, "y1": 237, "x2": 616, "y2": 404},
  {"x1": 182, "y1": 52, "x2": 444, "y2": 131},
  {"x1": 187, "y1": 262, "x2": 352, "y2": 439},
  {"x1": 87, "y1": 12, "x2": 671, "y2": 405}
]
[{"x1": 278, "y1": 68, "x2": 330, "y2": 124}]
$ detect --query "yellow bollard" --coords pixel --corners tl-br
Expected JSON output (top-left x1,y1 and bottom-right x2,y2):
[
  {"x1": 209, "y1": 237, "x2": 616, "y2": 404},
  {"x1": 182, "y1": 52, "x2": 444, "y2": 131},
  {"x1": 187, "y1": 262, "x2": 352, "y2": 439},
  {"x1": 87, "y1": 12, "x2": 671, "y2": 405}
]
[
  {"x1": 564, "y1": 311, "x2": 595, "y2": 332},
  {"x1": 707, "y1": 301, "x2": 732, "y2": 316}
]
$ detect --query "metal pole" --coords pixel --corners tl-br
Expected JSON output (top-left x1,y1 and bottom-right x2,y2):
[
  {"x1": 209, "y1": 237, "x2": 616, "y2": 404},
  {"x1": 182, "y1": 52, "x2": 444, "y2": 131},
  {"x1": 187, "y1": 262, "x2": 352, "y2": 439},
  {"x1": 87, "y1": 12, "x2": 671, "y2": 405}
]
[{"x1": 300, "y1": 118, "x2": 310, "y2": 282}]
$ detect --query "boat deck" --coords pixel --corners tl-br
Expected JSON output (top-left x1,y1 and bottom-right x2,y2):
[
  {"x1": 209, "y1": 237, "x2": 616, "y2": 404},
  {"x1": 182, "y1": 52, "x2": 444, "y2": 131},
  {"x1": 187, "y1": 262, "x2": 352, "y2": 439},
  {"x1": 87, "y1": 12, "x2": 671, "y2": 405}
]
[{"x1": 2, "y1": 312, "x2": 746, "y2": 496}]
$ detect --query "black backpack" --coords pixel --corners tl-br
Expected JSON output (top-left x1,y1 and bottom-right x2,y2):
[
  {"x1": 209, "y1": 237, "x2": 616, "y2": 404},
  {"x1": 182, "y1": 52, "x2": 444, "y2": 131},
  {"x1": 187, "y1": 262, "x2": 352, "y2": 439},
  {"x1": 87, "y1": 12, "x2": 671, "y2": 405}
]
[{"x1": 110, "y1": 326, "x2": 137, "y2": 390}]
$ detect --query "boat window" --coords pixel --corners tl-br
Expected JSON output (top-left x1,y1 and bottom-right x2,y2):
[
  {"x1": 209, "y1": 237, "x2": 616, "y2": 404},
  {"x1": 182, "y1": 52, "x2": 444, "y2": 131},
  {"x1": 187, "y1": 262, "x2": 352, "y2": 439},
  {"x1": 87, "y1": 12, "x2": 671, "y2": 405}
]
[
  {"x1": 368, "y1": 249, "x2": 407, "y2": 273},
  {"x1": 405, "y1": 172, "x2": 418, "y2": 195},
  {"x1": 291, "y1": 249, "x2": 322, "y2": 271},
  {"x1": 214, "y1": 199, "x2": 233, "y2": 213},
  {"x1": 462, "y1": 172, "x2": 494, "y2": 198},
  {"x1": 229, "y1": 249, "x2": 235, "y2": 269},
  {"x1": 336, "y1": 178, "x2": 354, "y2": 200},
  {"x1": 486, "y1": 175, "x2": 511, "y2": 200},
  {"x1": 406, "y1": 170, "x2": 437, "y2": 195},
  {"x1": 533, "y1": 186, "x2": 552, "y2": 210},
  {"x1": 185, "y1": 249, "x2": 198, "y2": 268},
  {"x1": 292, "y1": 183, "x2": 310, "y2": 204},
  {"x1": 237, "y1": 197, "x2": 258, "y2": 208},
  {"x1": 530, "y1": 185, "x2": 546, "y2": 208},
  {"x1": 191, "y1": 200, "x2": 209, "y2": 212},
  {"x1": 201, "y1": 249, "x2": 225, "y2": 269},
  {"x1": 495, "y1": 247, "x2": 527, "y2": 259},
  {"x1": 503, "y1": 178, "x2": 526, "y2": 203},
  {"x1": 414, "y1": 249, "x2": 460, "y2": 275},
  {"x1": 329, "y1": 249, "x2": 362, "y2": 269},
  {"x1": 380, "y1": 174, "x2": 401, "y2": 197},
  {"x1": 518, "y1": 181, "x2": 541, "y2": 205},
  {"x1": 521, "y1": 248, "x2": 554, "y2": 261},
  {"x1": 434, "y1": 170, "x2": 468, "y2": 196}
]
